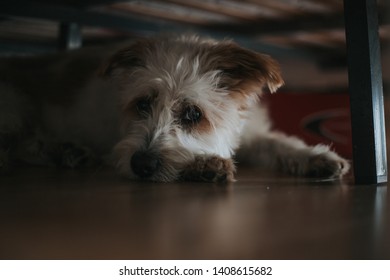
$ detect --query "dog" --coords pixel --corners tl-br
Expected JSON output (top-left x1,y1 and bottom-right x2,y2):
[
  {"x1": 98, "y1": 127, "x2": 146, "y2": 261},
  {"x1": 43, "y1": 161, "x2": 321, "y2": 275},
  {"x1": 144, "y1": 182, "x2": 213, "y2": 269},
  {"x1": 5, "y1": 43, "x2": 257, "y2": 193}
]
[{"x1": 0, "y1": 35, "x2": 350, "y2": 182}]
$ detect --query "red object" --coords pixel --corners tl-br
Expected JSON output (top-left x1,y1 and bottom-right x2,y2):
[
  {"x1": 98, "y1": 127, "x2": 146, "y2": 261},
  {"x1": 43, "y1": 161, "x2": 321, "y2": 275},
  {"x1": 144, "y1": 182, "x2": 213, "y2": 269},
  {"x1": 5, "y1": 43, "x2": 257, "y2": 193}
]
[{"x1": 264, "y1": 92, "x2": 352, "y2": 159}]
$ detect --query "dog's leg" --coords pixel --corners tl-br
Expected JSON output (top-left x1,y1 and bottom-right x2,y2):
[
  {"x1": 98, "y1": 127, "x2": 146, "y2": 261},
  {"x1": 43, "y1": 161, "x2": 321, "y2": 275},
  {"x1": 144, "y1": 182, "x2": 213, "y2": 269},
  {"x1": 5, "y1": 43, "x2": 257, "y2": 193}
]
[
  {"x1": 180, "y1": 155, "x2": 236, "y2": 183},
  {"x1": 22, "y1": 139, "x2": 98, "y2": 168},
  {"x1": 237, "y1": 132, "x2": 350, "y2": 178}
]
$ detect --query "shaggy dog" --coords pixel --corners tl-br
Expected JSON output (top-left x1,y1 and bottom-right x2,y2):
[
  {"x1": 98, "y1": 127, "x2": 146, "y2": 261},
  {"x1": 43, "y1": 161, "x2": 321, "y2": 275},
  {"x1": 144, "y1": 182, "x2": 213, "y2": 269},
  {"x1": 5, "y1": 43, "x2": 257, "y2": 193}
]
[{"x1": 0, "y1": 35, "x2": 349, "y2": 182}]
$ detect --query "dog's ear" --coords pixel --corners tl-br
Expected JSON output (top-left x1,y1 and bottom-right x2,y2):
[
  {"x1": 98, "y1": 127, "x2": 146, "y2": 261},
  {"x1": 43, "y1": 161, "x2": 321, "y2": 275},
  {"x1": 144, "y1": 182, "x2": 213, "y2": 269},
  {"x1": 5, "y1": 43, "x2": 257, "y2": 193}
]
[
  {"x1": 204, "y1": 42, "x2": 284, "y2": 94},
  {"x1": 98, "y1": 39, "x2": 154, "y2": 77}
]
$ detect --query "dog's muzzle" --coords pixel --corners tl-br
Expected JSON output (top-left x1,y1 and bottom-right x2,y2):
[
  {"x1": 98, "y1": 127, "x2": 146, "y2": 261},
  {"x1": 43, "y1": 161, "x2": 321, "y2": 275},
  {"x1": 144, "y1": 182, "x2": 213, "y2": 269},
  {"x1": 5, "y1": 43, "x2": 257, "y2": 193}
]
[{"x1": 130, "y1": 151, "x2": 160, "y2": 179}]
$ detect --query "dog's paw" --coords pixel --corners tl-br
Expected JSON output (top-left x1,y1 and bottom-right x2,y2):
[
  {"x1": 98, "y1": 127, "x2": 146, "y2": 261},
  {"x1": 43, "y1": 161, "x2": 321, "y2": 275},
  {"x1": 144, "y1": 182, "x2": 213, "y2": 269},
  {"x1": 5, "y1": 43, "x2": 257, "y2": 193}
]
[
  {"x1": 298, "y1": 145, "x2": 350, "y2": 179},
  {"x1": 282, "y1": 145, "x2": 350, "y2": 179},
  {"x1": 306, "y1": 152, "x2": 350, "y2": 178},
  {"x1": 181, "y1": 155, "x2": 236, "y2": 183}
]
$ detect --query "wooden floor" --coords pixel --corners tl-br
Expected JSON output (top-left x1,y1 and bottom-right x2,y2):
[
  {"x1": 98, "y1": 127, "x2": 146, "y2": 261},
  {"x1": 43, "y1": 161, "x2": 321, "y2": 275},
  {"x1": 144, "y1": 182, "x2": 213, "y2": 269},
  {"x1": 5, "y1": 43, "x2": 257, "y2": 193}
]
[{"x1": 0, "y1": 166, "x2": 389, "y2": 260}]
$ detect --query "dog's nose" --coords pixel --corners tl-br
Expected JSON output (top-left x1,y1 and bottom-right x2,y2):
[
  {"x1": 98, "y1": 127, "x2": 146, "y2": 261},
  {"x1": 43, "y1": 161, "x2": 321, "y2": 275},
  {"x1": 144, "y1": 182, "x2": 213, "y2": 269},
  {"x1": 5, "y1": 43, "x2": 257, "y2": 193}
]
[{"x1": 130, "y1": 151, "x2": 160, "y2": 178}]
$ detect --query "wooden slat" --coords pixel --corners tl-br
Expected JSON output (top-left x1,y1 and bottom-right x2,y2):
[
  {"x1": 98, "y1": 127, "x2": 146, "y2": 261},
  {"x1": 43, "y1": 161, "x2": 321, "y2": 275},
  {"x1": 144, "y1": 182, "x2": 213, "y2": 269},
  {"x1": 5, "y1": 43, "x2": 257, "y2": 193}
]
[
  {"x1": 108, "y1": 1, "x2": 236, "y2": 25},
  {"x1": 159, "y1": 0, "x2": 283, "y2": 21}
]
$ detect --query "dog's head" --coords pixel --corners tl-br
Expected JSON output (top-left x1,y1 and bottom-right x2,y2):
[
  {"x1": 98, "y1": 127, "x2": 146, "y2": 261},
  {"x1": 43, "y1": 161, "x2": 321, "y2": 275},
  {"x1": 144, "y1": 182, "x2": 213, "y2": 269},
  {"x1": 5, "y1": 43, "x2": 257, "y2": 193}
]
[{"x1": 102, "y1": 35, "x2": 283, "y2": 181}]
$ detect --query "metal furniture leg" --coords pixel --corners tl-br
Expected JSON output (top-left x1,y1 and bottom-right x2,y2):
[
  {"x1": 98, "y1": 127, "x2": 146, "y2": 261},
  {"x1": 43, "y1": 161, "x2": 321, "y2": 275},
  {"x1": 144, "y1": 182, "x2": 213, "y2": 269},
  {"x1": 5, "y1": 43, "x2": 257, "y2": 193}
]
[
  {"x1": 58, "y1": 22, "x2": 82, "y2": 50},
  {"x1": 344, "y1": 0, "x2": 387, "y2": 184}
]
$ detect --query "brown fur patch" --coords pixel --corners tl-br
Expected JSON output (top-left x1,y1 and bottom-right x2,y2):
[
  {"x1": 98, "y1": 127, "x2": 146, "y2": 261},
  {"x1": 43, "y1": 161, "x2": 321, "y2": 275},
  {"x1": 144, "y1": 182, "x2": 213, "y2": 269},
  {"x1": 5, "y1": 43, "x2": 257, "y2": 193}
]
[
  {"x1": 99, "y1": 38, "x2": 157, "y2": 76},
  {"x1": 174, "y1": 103, "x2": 212, "y2": 134},
  {"x1": 200, "y1": 41, "x2": 284, "y2": 98},
  {"x1": 123, "y1": 98, "x2": 145, "y2": 121},
  {"x1": 194, "y1": 113, "x2": 212, "y2": 134}
]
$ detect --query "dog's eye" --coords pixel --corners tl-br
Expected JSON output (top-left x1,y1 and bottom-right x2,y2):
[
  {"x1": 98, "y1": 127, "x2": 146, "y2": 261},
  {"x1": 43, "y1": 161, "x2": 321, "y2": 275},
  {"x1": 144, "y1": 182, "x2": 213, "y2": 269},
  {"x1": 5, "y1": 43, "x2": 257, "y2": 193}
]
[
  {"x1": 181, "y1": 105, "x2": 203, "y2": 125},
  {"x1": 136, "y1": 98, "x2": 151, "y2": 116}
]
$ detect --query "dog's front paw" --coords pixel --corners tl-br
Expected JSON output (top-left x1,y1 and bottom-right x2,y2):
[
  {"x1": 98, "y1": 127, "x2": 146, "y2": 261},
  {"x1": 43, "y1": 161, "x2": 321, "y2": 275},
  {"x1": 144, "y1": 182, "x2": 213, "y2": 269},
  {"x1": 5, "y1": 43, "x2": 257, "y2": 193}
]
[
  {"x1": 304, "y1": 147, "x2": 350, "y2": 179},
  {"x1": 181, "y1": 155, "x2": 236, "y2": 183}
]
